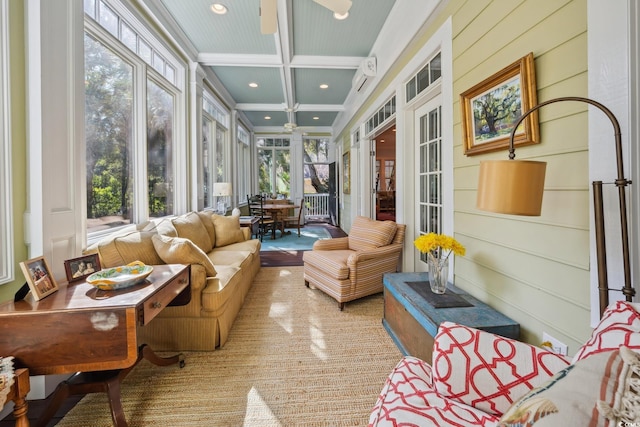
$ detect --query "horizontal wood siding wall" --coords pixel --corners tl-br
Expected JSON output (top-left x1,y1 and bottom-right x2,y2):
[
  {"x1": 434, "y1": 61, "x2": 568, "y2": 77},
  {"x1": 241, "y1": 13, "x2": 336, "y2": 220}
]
[{"x1": 451, "y1": 0, "x2": 592, "y2": 353}]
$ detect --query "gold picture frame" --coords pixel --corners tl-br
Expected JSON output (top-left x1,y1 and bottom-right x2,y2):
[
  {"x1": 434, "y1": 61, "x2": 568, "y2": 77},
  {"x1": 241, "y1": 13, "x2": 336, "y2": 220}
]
[
  {"x1": 19, "y1": 256, "x2": 59, "y2": 301},
  {"x1": 343, "y1": 151, "x2": 350, "y2": 194},
  {"x1": 461, "y1": 52, "x2": 539, "y2": 156}
]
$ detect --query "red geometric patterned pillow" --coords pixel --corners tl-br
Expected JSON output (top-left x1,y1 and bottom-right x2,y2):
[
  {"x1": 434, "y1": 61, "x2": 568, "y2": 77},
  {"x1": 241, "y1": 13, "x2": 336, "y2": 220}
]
[
  {"x1": 368, "y1": 356, "x2": 500, "y2": 427},
  {"x1": 432, "y1": 322, "x2": 571, "y2": 416},
  {"x1": 572, "y1": 301, "x2": 640, "y2": 363}
]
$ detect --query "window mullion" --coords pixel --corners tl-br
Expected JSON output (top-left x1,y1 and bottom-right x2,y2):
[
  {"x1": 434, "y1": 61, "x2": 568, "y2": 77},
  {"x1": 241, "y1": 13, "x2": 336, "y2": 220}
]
[{"x1": 133, "y1": 63, "x2": 148, "y2": 223}]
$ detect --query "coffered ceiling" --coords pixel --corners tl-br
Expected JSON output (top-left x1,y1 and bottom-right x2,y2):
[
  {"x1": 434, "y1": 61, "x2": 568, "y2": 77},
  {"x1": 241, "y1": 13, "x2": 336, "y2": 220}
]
[{"x1": 140, "y1": 0, "x2": 413, "y2": 134}]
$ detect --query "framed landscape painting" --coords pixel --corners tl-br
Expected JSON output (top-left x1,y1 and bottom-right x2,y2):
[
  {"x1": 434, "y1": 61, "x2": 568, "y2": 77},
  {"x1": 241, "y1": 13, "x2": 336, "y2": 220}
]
[{"x1": 461, "y1": 52, "x2": 539, "y2": 156}]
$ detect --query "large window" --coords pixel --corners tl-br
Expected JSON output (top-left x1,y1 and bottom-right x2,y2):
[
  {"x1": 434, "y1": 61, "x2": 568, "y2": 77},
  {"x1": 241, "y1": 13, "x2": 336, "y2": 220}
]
[
  {"x1": 237, "y1": 125, "x2": 250, "y2": 203},
  {"x1": 201, "y1": 92, "x2": 230, "y2": 208},
  {"x1": 84, "y1": 0, "x2": 184, "y2": 237},
  {"x1": 257, "y1": 137, "x2": 290, "y2": 197}
]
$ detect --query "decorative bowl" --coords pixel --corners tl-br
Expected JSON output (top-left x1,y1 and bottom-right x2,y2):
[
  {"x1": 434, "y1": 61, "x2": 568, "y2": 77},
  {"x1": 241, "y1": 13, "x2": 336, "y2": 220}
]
[{"x1": 86, "y1": 262, "x2": 154, "y2": 291}]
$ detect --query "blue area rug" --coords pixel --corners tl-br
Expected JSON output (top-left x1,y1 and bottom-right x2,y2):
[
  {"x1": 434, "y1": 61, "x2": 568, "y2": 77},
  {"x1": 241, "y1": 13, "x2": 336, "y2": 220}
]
[{"x1": 259, "y1": 225, "x2": 331, "y2": 252}]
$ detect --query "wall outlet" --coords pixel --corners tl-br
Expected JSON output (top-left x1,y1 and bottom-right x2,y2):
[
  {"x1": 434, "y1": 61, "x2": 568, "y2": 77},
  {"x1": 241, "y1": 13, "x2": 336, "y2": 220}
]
[{"x1": 542, "y1": 332, "x2": 568, "y2": 356}]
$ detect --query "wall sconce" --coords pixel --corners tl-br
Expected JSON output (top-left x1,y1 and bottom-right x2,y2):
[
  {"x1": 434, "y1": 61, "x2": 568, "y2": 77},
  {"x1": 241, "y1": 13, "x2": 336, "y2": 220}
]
[
  {"x1": 476, "y1": 96, "x2": 635, "y2": 316},
  {"x1": 213, "y1": 182, "x2": 232, "y2": 215}
]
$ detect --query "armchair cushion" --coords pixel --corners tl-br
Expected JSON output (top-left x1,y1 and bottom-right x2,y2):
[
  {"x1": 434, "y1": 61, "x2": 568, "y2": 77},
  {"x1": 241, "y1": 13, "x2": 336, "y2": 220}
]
[
  {"x1": 172, "y1": 212, "x2": 213, "y2": 253},
  {"x1": 211, "y1": 215, "x2": 246, "y2": 247},
  {"x1": 499, "y1": 346, "x2": 640, "y2": 426},
  {"x1": 432, "y1": 322, "x2": 571, "y2": 416},
  {"x1": 572, "y1": 301, "x2": 640, "y2": 363},
  {"x1": 303, "y1": 249, "x2": 352, "y2": 280},
  {"x1": 152, "y1": 234, "x2": 217, "y2": 277},
  {"x1": 348, "y1": 216, "x2": 397, "y2": 251}
]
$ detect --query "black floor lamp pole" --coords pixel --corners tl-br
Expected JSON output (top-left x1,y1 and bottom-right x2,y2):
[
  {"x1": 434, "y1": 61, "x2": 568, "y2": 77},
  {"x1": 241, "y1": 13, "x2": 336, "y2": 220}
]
[{"x1": 508, "y1": 97, "x2": 634, "y2": 316}]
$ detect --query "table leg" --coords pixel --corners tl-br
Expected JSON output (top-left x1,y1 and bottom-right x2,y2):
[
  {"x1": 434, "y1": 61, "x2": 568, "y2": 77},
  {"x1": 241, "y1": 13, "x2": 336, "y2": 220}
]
[{"x1": 34, "y1": 345, "x2": 184, "y2": 427}]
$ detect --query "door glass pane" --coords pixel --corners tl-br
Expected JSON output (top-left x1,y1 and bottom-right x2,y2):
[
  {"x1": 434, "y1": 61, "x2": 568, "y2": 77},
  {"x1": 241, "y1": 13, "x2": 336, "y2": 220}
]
[
  {"x1": 275, "y1": 149, "x2": 291, "y2": 196},
  {"x1": 84, "y1": 34, "x2": 134, "y2": 234},
  {"x1": 147, "y1": 80, "x2": 174, "y2": 217},
  {"x1": 418, "y1": 105, "x2": 442, "y2": 236},
  {"x1": 258, "y1": 149, "x2": 273, "y2": 194}
]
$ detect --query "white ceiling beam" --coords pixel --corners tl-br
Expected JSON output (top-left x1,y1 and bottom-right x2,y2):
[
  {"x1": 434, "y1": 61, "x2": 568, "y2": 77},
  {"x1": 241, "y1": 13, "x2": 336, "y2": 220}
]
[
  {"x1": 236, "y1": 103, "x2": 344, "y2": 112},
  {"x1": 197, "y1": 53, "x2": 282, "y2": 67},
  {"x1": 290, "y1": 55, "x2": 364, "y2": 69}
]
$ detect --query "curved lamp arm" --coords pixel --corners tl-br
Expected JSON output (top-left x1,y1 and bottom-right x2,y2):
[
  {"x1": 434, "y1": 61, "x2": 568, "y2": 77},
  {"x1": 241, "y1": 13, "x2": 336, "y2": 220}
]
[{"x1": 507, "y1": 96, "x2": 634, "y2": 315}]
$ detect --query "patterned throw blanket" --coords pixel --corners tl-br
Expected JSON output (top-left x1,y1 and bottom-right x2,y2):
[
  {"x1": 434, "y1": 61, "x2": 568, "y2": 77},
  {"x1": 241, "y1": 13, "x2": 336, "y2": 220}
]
[{"x1": 0, "y1": 356, "x2": 14, "y2": 403}]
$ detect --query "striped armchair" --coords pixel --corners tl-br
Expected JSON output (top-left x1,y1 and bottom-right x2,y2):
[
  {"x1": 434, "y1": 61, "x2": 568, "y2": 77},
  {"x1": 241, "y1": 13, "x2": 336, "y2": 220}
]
[{"x1": 303, "y1": 216, "x2": 406, "y2": 310}]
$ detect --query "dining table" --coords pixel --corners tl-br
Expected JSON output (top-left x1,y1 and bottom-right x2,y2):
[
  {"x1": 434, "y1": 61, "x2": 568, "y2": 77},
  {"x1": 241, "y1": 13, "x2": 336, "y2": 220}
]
[{"x1": 259, "y1": 203, "x2": 296, "y2": 239}]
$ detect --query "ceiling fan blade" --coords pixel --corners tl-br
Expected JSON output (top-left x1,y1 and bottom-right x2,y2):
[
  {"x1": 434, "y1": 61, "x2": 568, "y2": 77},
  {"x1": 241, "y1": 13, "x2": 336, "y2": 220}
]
[
  {"x1": 260, "y1": 0, "x2": 277, "y2": 34},
  {"x1": 313, "y1": 0, "x2": 352, "y2": 15}
]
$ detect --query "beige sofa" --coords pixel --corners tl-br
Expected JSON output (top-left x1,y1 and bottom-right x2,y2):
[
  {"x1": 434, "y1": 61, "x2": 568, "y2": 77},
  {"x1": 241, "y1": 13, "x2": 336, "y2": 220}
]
[{"x1": 93, "y1": 211, "x2": 261, "y2": 351}]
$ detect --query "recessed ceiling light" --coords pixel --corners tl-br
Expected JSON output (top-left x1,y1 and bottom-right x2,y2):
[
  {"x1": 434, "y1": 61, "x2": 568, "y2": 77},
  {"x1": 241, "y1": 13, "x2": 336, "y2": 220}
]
[
  {"x1": 313, "y1": 116, "x2": 320, "y2": 120},
  {"x1": 210, "y1": 3, "x2": 228, "y2": 14},
  {"x1": 249, "y1": 82, "x2": 258, "y2": 88},
  {"x1": 264, "y1": 116, "x2": 271, "y2": 120},
  {"x1": 319, "y1": 83, "x2": 329, "y2": 89},
  {"x1": 333, "y1": 12, "x2": 348, "y2": 20}
]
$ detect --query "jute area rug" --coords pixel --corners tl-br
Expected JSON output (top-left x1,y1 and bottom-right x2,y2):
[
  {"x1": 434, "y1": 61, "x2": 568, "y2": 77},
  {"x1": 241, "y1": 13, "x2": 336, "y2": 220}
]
[{"x1": 57, "y1": 266, "x2": 402, "y2": 426}]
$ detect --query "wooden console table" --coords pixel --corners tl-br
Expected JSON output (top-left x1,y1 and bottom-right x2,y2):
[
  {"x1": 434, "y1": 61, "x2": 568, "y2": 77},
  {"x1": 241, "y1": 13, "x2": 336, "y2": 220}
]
[
  {"x1": 383, "y1": 272, "x2": 520, "y2": 364},
  {"x1": 0, "y1": 264, "x2": 190, "y2": 427},
  {"x1": 2, "y1": 368, "x2": 30, "y2": 427}
]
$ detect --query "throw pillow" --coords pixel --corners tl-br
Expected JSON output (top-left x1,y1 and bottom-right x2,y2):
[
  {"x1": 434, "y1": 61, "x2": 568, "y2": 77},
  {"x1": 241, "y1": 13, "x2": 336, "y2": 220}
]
[
  {"x1": 498, "y1": 346, "x2": 640, "y2": 426},
  {"x1": 211, "y1": 214, "x2": 245, "y2": 247},
  {"x1": 151, "y1": 234, "x2": 217, "y2": 277},
  {"x1": 572, "y1": 301, "x2": 640, "y2": 363},
  {"x1": 348, "y1": 216, "x2": 397, "y2": 251},
  {"x1": 433, "y1": 322, "x2": 570, "y2": 416},
  {"x1": 171, "y1": 212, "x2": 213, "y2": 253},
  {"x1": 196, "y1": 210, "x2": 216, "y2": 244}
]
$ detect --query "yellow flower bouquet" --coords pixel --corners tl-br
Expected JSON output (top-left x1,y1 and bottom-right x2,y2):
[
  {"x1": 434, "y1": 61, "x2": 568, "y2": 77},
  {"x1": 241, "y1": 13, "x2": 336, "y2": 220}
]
[
  {"x1": 414, "y1": 233, "x2": 465, "y2": 294},
  {"x1": 414, "y1": 232, "x2": 466, "y2": 261}
]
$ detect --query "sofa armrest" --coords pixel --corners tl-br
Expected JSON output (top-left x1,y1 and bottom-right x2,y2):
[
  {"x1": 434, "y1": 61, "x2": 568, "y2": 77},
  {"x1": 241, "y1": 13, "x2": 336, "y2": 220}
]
[
  {"x1": 312, "y1": 236, "x2": 349, "y2": 250},
  {"x1": 432, "y1": 321, "x2": 571, "y2": 416}
]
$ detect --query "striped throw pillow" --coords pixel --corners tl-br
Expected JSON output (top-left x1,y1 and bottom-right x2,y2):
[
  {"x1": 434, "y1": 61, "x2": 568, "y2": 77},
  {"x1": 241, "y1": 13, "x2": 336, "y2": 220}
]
[{"x1": 348, "y1": 216, "x2": 397, "y2": 251}]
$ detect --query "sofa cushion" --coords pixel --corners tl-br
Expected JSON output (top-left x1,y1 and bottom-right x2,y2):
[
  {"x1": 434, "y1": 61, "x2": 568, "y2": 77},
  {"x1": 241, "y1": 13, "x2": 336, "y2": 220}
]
[
  {"x1": 433, "y1": 322, "x2": 570, "y2": 416},
  {"x1": 151, "y1": 234, "x2": 217, "y2": 277},
  {"x1": 171, "y1": 212, "x2": 213, "y2": 253},
  {"x1": 97, "y1": 230, "x2": 164, "y2": 268},
  {"x1": 368, "y1": 356, "x2": 500, "y2": 427},
  {"x1": 572, "y1": 301, "x2": 640, "y2": 363},
  {"x1": 211, "y1": 214, "x2": 245, "y2": 247},
  {"x1": 348, "y1": 216, "x2": 396, "y2": 251},
  {"x1": 498, "y1": 346, "x2": 640, "y2": 426},
  {"x1": 196, "y1": 211, "x2": 216, "y2": 244},
  {"x1": 201, "y1": 265, "x2": 243, "y2": 314},
  {"x1": 208, "y1": 250, "x2": 252, "y2": 269}
]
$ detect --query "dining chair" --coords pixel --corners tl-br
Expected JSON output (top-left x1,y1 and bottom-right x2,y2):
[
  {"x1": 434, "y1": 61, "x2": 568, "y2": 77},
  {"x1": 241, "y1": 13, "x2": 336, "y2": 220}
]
[
  {"x1": 282, "y1": 197, "x2": 304, "y2": 237},
  {"x1": 247, "y1": 194, "x2": 275, "y2": 241}
]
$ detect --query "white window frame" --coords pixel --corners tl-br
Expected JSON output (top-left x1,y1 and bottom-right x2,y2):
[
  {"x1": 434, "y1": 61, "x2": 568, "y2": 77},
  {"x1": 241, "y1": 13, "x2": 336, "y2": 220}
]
[
  {"x1": 84, "y1": 0, "x2": 187, "y2": 245},
  {"x1": 0, "y1": 0, "x2": 13, "y2": 284}
]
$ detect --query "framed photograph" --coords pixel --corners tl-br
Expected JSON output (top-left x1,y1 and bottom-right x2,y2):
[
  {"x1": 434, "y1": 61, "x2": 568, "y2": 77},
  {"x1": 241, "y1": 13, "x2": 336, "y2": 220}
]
[
  {"x1": 19, "y1": 256, "x2": 59, "y2": 301},
  {"x1": 64, "y1": 254, "x2": 101, "y2": 283},
  {"x1": 461, "y1": 52, "x2": 539, "y2": 156},
  {"x1": 343, "y1": 151, "x2": 350, "y2": 194}
]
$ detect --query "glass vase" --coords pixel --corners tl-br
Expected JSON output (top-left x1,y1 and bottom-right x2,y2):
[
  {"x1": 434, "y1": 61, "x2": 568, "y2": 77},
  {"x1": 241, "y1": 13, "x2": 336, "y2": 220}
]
[{"x1": 428, "y1": 256, "x2": 449, "y2": 294}]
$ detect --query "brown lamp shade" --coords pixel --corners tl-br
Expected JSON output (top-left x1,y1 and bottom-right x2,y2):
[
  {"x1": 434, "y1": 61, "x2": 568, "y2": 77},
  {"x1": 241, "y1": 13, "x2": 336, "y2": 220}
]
[{"x1": 476, "y1": 160, "x2": 547, "y2": 216}]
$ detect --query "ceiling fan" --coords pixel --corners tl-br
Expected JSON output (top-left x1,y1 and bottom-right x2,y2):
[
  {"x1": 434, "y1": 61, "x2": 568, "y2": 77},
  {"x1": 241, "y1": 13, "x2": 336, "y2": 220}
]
[{"x1": 260, "y1": 0, "x2": 353, "y2": 34}]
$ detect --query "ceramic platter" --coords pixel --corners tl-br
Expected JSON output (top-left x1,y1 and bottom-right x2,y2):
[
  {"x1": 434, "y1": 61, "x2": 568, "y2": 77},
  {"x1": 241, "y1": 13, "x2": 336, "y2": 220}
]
[{"x1": 86, "y1": 263, "x2": 154, "y2": 291}]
